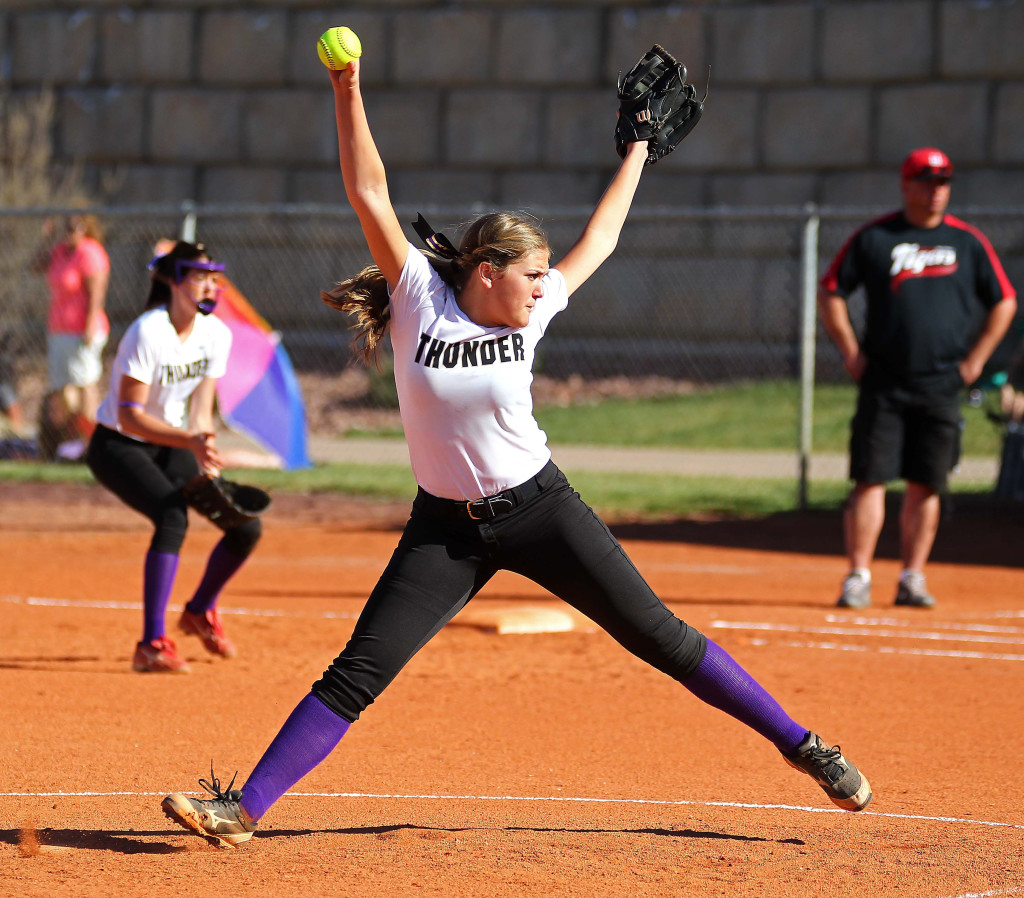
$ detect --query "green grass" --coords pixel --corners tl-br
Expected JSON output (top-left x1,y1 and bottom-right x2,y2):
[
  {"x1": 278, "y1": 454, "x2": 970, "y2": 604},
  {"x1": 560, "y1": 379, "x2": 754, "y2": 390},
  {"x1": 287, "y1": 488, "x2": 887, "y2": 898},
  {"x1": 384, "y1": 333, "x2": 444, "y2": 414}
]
[
  {"x1": 0, "y1": 461, "x2": 417, "y2": 502},
  {"x1": 562, "y1": 471, "x2": 852, "y2": 517},
  {"x1": 533, "y1": 381, "x2": 1005, "y2": 457},
  {"x1": 0, "y1": 459, "x2": 994, "y2": 520},
  {"x1": 0, "y1": 379, "x2": 1005, "y2": 518},
  {"x1": 0, "y1": 461, "x2": 98, "y2": 484},
  {"x1": 221, "y1": 464, "x2": 854, "y2": 516},
  {"x1": 343, "y1": 379, "x2": 1005, "y2": 456},
  {"x1": 217, "y1": 462, "x2": 418, "y2": 499}
]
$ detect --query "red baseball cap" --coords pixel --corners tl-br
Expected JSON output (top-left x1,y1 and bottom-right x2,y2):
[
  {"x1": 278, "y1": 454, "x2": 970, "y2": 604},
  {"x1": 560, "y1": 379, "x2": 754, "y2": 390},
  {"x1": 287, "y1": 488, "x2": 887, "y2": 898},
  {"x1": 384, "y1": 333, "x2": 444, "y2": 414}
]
[{"x1": 901, "y1": 147, "x2": 954, "y2": 181}]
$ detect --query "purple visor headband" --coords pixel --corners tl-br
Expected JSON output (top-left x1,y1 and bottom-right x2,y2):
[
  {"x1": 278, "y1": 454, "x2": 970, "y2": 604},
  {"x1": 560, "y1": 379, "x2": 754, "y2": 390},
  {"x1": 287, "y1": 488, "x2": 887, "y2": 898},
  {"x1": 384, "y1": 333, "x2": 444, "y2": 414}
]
[{"x1": 147, "y1": 255, "x2": 226, "y2": 283}]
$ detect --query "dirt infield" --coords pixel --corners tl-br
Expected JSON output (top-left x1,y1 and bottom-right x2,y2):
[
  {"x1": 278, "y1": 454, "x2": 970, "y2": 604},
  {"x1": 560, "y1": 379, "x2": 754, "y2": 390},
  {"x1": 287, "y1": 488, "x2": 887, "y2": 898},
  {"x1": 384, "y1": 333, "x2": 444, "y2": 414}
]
[{"x1": 1, "y1": 482, "x2": 1022, "y2": 897}]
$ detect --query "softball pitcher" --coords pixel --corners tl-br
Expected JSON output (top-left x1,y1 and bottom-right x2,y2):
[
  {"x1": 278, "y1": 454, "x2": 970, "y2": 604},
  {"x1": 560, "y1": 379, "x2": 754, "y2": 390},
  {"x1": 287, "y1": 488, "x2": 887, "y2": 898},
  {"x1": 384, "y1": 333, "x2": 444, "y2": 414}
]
[
  {"x1": 86, "y1": 241, "x2": 262, "y2": 673},
  {"x1": 162, "y1": 57, "x2": 870, "y2": 847}
]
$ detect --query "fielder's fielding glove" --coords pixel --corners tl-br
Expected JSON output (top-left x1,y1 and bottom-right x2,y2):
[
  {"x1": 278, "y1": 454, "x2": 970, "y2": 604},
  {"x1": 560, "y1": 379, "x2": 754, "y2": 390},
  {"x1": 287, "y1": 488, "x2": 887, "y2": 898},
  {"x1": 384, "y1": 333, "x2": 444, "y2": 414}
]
[
  {"x1": 183, "y1": 475, "x2": 271, "y2": 531},
  {"x1": 615, "y1": 43, "x2": 705, "y2": 164}
]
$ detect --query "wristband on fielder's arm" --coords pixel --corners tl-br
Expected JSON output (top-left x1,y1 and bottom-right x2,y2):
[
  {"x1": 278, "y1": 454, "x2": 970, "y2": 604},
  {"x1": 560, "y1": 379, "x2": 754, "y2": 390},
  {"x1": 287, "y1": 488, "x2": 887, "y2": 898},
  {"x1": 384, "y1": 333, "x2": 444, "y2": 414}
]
[
  {"x1": 615, "y1": 44, "x2": 707, "y2": 165},
  {"x1": 183, "y1": 475, "x2": 271, "y2": 531}
]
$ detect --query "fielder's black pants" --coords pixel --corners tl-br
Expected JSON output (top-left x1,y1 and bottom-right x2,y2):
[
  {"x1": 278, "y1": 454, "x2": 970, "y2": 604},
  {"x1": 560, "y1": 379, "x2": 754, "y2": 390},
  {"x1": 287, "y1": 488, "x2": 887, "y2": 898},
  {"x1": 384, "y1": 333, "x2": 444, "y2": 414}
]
[
  {"x1": 312, "y1": 461, "x2": 707, "y2": 722},
  {"x1": 86, "y1": 424, "x2": 260, "y2": 556}
]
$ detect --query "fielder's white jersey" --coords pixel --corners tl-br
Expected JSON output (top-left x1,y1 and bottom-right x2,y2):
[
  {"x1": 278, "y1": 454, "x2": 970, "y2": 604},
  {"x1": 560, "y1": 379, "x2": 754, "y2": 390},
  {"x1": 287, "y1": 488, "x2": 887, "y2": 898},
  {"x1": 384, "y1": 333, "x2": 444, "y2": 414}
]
[
  {"x1": 391, "y1": 245, "x2": 569, "y2": 500},
  {"x1": 96, "y1": 306, "x2": 231, "y2": 437}
]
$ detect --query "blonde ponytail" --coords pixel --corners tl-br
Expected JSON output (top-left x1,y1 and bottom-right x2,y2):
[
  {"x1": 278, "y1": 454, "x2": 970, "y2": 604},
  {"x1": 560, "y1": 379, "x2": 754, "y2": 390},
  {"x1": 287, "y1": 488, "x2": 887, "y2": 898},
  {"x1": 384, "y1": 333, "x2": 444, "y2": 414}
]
[
  {"x1": 320, "y1": 265, "x2": 392, "y2": 367},
  {"x1": 323, "y1": 211, "x2": 549, "y2": 366}
]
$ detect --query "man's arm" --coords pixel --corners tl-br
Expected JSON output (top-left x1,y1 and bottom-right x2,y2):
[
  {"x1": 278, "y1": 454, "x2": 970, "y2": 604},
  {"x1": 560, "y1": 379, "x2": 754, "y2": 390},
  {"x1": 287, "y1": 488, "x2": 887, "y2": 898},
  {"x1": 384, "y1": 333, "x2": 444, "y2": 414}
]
[
  {"x1": 960, "y1": 296, "x2": 1018, "y2": 386},
  {"x1": 817, "y1": 287, "x2": 866, "y2": 382}
]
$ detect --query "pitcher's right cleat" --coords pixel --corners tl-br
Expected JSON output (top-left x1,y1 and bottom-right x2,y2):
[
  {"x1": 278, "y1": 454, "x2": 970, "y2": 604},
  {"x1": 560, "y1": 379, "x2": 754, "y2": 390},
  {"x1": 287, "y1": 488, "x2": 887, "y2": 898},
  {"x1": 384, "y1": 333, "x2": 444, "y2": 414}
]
[
  {"x1": 782, "y1": 731, "x2": 873, "y2": 811},
  {"x1": 161, "y1": 769, "x2": 257, "y2": 848}
]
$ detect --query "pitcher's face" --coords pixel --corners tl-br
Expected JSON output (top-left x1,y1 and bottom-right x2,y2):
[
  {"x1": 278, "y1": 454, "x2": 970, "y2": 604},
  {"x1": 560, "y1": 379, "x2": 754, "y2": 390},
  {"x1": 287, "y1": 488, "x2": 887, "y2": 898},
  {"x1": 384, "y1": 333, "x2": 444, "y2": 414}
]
[{"x1": 482, "y1": 250, "x2": 550, "y2": 329}]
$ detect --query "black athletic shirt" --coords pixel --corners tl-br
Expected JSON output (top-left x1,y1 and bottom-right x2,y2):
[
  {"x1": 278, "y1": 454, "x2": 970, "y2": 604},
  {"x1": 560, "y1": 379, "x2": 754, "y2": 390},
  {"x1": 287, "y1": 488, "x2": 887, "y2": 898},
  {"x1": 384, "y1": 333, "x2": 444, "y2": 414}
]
[{"x1": 821, "y1": 212, "x2": 1016, "y2": 392}]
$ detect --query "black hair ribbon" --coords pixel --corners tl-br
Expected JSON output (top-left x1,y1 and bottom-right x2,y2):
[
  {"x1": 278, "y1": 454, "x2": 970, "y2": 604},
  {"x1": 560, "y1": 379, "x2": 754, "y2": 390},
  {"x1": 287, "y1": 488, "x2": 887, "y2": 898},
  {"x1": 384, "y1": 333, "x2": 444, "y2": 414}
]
[{"x1": 411, "y1": 213, "x2": 460, "y2": 261}]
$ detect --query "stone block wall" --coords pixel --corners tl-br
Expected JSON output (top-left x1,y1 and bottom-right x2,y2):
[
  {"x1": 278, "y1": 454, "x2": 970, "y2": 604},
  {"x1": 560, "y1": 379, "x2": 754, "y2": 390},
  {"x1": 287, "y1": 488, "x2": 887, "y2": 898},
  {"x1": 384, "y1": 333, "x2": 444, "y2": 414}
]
[{"x1": 3, "y1": 0, "x2": 1023, "y2": 209}]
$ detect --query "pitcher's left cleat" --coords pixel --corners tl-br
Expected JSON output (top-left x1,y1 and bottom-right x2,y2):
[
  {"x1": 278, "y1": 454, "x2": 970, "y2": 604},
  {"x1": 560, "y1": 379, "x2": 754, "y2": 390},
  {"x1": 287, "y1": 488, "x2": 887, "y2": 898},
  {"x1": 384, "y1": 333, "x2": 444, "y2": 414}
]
[
  {"x1": 162, "y1": 768, "x2": 256, "y2": 848},
  {"x1": 781, "y1": 731, "x2": 873, "y2": 811}
]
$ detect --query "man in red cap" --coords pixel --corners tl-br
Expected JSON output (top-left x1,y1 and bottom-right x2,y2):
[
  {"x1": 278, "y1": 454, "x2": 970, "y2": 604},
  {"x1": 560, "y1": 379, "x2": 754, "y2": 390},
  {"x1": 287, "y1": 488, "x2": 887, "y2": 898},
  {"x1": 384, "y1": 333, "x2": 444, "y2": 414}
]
[{"x1": 818, "y1": 148, "x2": 1017, "y2": 609}]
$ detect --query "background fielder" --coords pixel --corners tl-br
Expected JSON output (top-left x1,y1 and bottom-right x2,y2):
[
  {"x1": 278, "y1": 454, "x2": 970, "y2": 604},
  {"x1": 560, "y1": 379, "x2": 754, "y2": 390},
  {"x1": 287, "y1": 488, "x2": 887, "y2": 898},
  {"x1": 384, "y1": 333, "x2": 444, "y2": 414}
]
[{"x1": 86, "y1": 241, "x2": 262, "y2": 673}]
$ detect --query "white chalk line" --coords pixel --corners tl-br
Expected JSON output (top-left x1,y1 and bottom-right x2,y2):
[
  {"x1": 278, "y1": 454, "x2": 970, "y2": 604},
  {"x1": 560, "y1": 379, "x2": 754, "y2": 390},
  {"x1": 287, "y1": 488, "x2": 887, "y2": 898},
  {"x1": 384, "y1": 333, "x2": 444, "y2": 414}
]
[
  {"x1": 749, "y1": 638, "x2": 1024, "y2": 663},
  {"x1": 7, "y1": 595, "x2": 1022, "y2": 888},
  {"x1": 8, "y1": 595, "x2": 1022, "y2": 653},
  {"x1": 10, "y1": 595, "x2": 1021, "y2": 632},
  {"x1": 715, "y1": 614, "x2": 1024, "y2": 660},
  {"x1": 712, "y1": 620, "x2": 1024, "y2": 647},
  {"x1": 955, "y1": 610, "x2": 1024, "y2": 621},
  {"x1": 3, "y1": 789, "x2": 1022, "y2": 833},
  {"x1": 939, "y1": 890, "x2": 1023, "y2": 898},
  {"x1": 824, "y1": 615, "x2": 1024, "y2": 634},
  {"x1": 0, "y1": 594, "x2": 356, "y2": 620}
]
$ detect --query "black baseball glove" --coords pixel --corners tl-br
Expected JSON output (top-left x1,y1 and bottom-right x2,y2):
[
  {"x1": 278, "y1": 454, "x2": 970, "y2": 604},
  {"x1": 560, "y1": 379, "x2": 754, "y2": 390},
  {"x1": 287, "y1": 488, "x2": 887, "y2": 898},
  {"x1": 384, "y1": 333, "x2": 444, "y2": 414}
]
[
  {"x1": 615, "y1": 44, "x2": 705, "y2": 164},
  {"x1": 183, "y1": 475, "x2": 271, "y2": 531}
]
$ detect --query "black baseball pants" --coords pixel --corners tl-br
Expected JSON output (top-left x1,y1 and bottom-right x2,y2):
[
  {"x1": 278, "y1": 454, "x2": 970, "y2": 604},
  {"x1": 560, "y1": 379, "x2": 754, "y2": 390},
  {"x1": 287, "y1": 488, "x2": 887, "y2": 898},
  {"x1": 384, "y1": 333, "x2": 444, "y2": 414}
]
[
  {"x1": 86, "y1": 424, "x2": 260, "y2": 555},
  {"x1": 313, "y1": 461, "x2": 707, "y2": 722}
]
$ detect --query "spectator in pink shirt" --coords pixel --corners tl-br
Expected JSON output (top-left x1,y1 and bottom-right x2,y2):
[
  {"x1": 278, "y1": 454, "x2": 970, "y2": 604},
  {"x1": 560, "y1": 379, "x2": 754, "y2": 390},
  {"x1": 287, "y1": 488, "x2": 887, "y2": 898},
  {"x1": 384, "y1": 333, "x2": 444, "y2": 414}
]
[{"x1": 33, "y1": 214, "x2": 110, "y2": 460}]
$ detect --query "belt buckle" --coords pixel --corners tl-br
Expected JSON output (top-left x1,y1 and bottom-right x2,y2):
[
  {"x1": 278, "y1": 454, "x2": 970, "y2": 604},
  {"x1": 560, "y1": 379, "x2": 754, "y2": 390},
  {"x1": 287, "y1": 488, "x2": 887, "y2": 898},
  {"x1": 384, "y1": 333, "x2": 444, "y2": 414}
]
[{"x1": 465, "y1": 495, "x2": 515, "y2": 521}]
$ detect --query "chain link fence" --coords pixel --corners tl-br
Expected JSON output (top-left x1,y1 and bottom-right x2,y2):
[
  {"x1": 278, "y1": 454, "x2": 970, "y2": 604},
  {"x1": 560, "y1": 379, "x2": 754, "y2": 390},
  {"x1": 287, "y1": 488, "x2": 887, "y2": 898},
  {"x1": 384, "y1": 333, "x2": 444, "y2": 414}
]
[{"x1": 2, "y1": 203, "x2": 1022, "y2": 467}]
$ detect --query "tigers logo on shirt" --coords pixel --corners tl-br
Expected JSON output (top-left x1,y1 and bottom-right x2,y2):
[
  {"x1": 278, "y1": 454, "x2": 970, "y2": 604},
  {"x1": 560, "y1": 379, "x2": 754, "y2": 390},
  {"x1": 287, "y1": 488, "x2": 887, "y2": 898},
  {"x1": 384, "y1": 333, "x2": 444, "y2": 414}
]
[{"x1": 889, "y1": 242, "x2": 958, "y2": 291}]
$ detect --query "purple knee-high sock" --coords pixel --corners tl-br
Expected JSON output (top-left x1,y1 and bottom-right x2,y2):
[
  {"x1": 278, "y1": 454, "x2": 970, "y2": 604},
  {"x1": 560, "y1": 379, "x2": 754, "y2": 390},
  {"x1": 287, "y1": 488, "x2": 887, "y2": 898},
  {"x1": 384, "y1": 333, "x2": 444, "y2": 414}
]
[
  {"x1": 142, "y1": 550, "x2": 179, "y2": 643},
  {"x1": 240, "y1": 693, "x2": 351, "y2": 822},
  {"x1": 684, "y1": 640, "x2": 808, "y2": 753},
  {"x1": 185, "y1": 538, "x2": 247, "y2": 615}
]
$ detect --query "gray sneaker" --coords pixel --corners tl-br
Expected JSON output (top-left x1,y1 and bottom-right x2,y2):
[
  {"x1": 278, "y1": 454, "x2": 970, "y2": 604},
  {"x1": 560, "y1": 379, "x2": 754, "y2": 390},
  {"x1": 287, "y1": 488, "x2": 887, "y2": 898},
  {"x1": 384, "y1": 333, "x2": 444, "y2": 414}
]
[
  {"x1": 782, "y1": 731, "x2": 873, "y2": 811},
  {"x1": 161, "y1": 768, "x2": 257, "y2": 848},
  {"x1": 837, "y1": 573, "x2": 871, "y2": 609},
  {"x1": 894, "y1": 572, "x2": 936, "y2": 608}
]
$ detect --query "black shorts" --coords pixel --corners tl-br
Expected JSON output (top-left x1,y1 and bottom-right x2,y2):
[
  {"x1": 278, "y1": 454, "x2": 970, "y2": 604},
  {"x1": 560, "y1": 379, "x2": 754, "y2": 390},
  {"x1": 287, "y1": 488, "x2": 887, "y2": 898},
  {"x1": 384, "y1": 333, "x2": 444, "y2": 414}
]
[{"x1": 849, "y1": 386, "x2": 962, "y2": 491}]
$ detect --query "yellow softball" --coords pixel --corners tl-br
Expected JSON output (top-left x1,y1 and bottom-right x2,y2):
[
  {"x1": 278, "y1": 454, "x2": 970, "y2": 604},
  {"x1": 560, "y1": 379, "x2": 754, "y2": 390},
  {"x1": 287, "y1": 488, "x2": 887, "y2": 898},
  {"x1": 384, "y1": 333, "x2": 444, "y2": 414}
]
[{"x1": 317, "y1": 26, "x2": 362, "y2": 70}]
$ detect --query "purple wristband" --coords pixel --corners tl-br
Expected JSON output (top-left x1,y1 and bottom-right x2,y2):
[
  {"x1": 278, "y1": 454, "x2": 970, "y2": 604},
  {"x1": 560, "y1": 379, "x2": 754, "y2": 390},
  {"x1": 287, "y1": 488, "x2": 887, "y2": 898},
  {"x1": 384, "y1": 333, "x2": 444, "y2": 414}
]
[{"x1": 119, "y1": 401, "x2": 144, "y2": 409}]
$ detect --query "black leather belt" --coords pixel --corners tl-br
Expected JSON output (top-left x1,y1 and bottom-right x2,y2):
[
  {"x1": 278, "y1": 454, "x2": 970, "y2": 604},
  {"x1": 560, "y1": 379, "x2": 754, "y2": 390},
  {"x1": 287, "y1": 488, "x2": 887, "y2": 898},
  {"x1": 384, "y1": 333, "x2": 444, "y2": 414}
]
[{"x1": 417, "y1": 460, "x2": 557, "y2": 522}]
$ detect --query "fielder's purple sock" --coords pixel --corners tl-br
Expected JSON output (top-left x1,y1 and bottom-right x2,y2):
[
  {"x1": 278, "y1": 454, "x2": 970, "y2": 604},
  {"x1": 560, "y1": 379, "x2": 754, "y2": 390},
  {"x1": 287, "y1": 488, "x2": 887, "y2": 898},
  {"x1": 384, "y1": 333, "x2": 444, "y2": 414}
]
[
  {"x1": 684, "y1": 639, "x2": 808, "y2": 753},
  {"x1": 186, "y1": 538, "x2": 247, "y2": 615},
  {"x1": 142, "y1": 550, "x2": 179, "y2": 643},
  {"x1": 240, "y1": 693, "x2": 351, "y2": 822}
]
